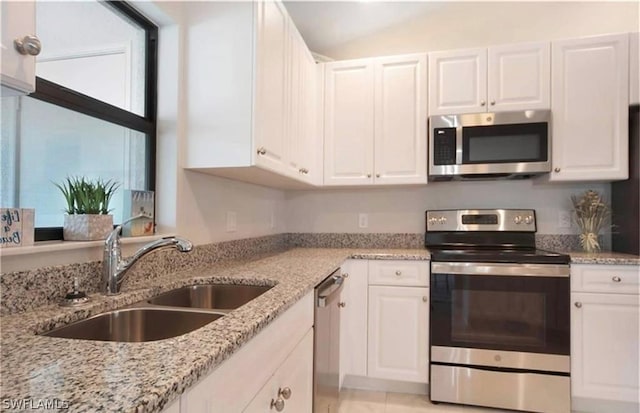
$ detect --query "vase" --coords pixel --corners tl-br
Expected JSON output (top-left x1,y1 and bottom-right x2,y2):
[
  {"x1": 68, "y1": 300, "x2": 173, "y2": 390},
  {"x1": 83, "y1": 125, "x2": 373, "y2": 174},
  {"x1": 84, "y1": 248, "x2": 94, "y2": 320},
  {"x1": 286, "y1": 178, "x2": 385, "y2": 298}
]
[
  {"x1": 579, "y1": 231, "x2": 601, "y2": 253},
  {"x1": 63, "y1": 214, "x2": 113, "y2": 241}
]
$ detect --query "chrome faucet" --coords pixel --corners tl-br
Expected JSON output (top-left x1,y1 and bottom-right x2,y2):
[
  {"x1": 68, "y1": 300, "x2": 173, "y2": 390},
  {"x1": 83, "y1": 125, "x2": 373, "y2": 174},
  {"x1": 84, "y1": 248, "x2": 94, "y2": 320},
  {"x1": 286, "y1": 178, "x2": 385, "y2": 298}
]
[{"x1": 102, "y1": 217, "x2": 193, "y2": 295}]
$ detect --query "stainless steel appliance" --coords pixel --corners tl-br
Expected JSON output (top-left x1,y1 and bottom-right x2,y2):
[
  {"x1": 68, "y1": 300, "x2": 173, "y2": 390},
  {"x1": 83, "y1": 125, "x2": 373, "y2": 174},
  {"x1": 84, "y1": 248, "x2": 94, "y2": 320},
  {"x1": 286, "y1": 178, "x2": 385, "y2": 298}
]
[
  {"x1": 426, "y1": 209, "x2": 571, "y2": 413},
  {"x1": 429, "y1": 110, "x2": 551, "y2": 180},
  {"x1": 314, "y1": 268, "x2": 344, "y2": 413}
]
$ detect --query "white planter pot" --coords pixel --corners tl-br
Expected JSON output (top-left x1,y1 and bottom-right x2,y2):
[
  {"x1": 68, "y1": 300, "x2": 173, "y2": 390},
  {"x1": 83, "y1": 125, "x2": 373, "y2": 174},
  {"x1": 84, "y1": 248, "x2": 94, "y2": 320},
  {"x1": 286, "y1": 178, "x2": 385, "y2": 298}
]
[{"x1": 63, "y1": 214, "x2": 113, "y2": 241}]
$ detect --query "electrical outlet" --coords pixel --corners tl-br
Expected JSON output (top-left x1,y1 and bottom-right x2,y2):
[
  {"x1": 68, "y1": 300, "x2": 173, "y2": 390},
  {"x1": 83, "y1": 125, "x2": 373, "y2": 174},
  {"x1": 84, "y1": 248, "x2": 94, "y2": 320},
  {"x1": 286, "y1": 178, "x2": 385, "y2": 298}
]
[
  {"x1": 558, "y1": 210, "x2": 572, "y2": 229},
  {"x1": 226, "y1": 211, "x2": 237, "y2": 232},
  {"x1": 358, "y1": 213, "x2": 368, "y2": 229}
]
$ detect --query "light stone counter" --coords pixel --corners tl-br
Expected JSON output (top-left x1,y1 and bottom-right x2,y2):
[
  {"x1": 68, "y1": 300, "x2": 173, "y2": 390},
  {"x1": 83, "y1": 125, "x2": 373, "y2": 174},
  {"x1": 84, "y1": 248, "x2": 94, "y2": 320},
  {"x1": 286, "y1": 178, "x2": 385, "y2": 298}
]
[{"x1": 0, "y1": 248, "x2": 429, "y2": 413}]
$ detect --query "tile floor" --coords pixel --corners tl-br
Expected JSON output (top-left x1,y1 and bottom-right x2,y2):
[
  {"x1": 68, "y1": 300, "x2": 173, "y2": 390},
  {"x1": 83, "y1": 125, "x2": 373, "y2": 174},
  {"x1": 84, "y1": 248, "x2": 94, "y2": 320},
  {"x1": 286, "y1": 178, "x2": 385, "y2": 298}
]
[{"x1": 338, "y1": 389, "x2": 510, "y2": 413}]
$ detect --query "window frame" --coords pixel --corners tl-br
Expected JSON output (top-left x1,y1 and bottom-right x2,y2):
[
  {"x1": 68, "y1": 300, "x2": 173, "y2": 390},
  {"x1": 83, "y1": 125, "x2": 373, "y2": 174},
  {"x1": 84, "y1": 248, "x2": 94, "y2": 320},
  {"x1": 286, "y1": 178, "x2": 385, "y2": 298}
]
[{"x1": 28, "y1": 0, "x2": 158, "y2": 241}]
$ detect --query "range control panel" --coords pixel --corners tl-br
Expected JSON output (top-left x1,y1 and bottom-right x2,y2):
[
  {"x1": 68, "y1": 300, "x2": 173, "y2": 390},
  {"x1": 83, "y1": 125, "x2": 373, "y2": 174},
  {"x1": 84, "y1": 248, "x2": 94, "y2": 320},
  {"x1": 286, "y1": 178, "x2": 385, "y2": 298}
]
[{"x1": 426, "y1": 209, "x2": 536, "y2": 232}]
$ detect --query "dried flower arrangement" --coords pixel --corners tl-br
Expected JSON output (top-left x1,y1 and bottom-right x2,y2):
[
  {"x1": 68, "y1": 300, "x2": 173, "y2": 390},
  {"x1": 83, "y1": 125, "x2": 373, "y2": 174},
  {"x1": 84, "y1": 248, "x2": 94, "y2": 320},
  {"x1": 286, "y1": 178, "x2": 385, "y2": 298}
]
[{"x1": 571, "y1": 190, "x2": 611, "y2": 253}]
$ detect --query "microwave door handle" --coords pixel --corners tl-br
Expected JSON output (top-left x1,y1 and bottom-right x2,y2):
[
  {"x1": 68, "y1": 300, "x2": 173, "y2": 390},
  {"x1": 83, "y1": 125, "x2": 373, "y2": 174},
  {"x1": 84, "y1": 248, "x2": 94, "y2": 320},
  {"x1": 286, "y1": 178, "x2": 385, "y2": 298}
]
[{"x1": 456, "y1": 126, "x2": 463, "y2": 165}]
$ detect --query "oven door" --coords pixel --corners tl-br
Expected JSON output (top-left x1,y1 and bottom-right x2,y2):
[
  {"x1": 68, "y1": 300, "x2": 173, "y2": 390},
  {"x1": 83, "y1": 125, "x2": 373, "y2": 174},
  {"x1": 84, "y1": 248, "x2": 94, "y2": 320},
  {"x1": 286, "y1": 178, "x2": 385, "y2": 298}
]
[{"x1": 430, "y1": 262, "x2": 570, "y2": 371}]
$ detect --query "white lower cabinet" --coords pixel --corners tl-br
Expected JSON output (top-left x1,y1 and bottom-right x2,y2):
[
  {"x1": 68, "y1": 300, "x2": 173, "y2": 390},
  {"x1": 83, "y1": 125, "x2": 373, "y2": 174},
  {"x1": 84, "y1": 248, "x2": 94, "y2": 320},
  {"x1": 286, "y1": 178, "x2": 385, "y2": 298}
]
[
  {"x1": 367, "y1": 286, "x2": 429, "y2": 383},
  {"x1": 339, "y1": 259, "x2": 430, "y2": 390},
  {"x1": 571, "y1": 264, "x2": 640, "y2": 413},
  {"x1": 244, "y1": 329, "x2": 313, "y2": 413},
  {"x1": 175, "y1": 292, "x2": 314, "y2": 413}
]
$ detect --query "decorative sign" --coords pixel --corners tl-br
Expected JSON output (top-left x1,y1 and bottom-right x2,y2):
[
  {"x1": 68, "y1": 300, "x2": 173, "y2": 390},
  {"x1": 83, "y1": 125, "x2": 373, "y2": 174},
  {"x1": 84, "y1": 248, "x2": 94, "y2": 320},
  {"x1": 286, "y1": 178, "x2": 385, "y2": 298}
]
[
  {"x1": 122, "y1": 190, "x2": 155, "y2": 237},
  {"x1": 0, "y1": 208, "x2": 35, "y2": 248}
]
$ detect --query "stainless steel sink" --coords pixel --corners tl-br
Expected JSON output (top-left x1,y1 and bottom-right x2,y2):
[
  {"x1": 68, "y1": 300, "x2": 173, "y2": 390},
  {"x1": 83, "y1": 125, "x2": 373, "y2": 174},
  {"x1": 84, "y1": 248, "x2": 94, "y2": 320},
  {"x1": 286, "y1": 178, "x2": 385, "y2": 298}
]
[
  {"x1": 148, "y1": 284, "x2": 272, "y2": 311},
  {"x1": 42, "y1": 308, "x2": 223, "y2": 342}
]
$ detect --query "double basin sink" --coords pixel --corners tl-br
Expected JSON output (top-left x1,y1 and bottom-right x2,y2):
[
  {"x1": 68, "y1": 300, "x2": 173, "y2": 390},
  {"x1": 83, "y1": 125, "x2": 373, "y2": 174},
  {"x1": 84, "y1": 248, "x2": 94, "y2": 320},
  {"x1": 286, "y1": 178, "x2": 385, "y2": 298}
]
[{"x1": 42, "y1": 284, "x2": 272, "y2": 343}]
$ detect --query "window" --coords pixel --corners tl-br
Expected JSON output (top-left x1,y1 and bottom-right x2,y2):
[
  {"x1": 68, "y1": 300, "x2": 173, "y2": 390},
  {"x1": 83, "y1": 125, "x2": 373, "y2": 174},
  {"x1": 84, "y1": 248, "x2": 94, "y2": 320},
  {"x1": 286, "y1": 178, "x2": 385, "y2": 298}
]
[{"x1": 0, "y1": 1, "x2": 157, "y2": 241}]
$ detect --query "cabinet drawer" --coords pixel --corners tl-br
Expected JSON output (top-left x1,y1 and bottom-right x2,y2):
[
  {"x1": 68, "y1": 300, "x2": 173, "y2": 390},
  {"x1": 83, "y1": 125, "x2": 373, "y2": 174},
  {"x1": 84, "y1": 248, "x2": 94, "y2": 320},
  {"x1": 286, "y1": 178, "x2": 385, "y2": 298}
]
[
  {"x1": 571, "y1": 264, "x2": 639, "y2": 294},
  {"x1": 368, "y1": 260, "x2": 429, "y2": 287}
]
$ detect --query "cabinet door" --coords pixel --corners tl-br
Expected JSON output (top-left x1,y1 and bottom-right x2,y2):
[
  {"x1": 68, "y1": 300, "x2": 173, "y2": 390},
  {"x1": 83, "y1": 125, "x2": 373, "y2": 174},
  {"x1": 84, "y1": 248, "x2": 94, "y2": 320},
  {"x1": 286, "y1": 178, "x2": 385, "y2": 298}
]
[
  {"x1": 1, "y1": 1, "x2": 37, "y2": 94},
  {"x1": 244, "y1": 329, "x2": 314, "y2": 413},
  {"x1": 285, "y1": 25, "x2": 302, "y2": 178},
  {"x1": 254, "y1": 0, "x2": 288, "y2": 174},
  {"x1": 374, "y1": 54, "x2": 428, "y2": 185},
  {"x1": 488, "y1": 42, "x2": 550, "y2": 111},
  {"x1": 571, "y1": 292, "x2": 639, "y2": 405},
  {"x1": 297, "y1": 45, "x2": 318, "y2": 184},
  {"x1": 630, "y1": 32, "x2": 639, "y2": 106},
  {"x1": 551, "y1": 34, "x2": 629, "y2": 181},
  {"x1": 428, "y1": 48, "x2": 487, "y2": 115},
  {"x1": 340, "y1": 260, "x2": 369, "y2": 382},
  {"x1": 368, "y1": 286, "x2": 429, "y2": 383},
  {"x1": 323, "y1": 59, "x2": 375, "y2": 185}
]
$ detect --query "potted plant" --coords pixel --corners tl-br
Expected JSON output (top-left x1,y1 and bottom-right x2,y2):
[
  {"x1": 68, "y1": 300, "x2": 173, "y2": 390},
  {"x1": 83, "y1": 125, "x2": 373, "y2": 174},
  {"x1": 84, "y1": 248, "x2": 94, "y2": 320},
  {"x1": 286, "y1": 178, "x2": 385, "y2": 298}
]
[{"x1": 55, "y1": 177, "x2": 120, "y2": 241}]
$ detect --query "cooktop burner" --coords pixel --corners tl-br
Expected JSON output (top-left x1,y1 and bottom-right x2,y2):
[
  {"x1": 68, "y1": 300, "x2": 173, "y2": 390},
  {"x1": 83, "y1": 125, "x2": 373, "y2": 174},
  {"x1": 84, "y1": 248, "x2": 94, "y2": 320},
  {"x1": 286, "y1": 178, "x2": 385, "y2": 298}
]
[{"x1": 429, "y1": 247, "x2": 570, "y2": 265}]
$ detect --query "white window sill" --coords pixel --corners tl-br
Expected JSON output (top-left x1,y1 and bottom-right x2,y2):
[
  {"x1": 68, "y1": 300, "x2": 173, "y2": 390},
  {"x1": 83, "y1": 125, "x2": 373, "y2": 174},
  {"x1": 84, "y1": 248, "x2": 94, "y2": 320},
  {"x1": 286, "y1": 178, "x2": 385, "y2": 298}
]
[{"x1": 0, "y1": 234, "x2": 175, "y2": 273}]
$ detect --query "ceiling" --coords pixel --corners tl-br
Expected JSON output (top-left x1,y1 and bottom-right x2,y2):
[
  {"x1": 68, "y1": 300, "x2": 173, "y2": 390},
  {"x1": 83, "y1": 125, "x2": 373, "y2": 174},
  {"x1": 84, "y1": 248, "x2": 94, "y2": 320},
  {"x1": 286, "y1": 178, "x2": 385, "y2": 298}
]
[{"x1": 283, "y1": 1, "x2": 442, "y2": 56}]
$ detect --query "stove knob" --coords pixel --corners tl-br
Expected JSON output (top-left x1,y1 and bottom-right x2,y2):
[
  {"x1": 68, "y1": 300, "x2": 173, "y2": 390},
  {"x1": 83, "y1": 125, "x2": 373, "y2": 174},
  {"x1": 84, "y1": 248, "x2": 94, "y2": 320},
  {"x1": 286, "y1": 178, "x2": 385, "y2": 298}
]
[
  {"x1": 428, "y1": 217, "x2": 438, "y2": 226},
  {"x1": 524, "y1": 215, "x2": 533, "y2": 225},
  {"x1": 438, "y1": 216, "x2": 447, "y2": 225},
  {"x1": 514, "y1": 216, "x2": 523, "y2": 224}
]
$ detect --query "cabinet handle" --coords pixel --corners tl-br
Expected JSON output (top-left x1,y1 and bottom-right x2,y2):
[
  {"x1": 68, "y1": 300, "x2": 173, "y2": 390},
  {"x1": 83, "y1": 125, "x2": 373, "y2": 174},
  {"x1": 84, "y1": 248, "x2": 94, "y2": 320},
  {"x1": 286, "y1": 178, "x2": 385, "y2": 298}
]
[
  {"x1": 278, "y1": 387, "x2": 292, "y2": 400},
  {"x1": 298, "y1": 168, "x2": 304, "y2": 174},
  {"x1": 376, "y1": 174, "x2": 380, "y2": 178},
  {"x1": 554, "y1": 167, "x2": 561, "y2": 173},
  {"x1": 574, "y1": 302, "x2": 582, "y2": 308},
  {"x1": 14, "y1": 35, "x2": 42, "y2": 56},
  {"x1": 490, "y1": 101, "x2": 496, "y2": 106},
  {"x1": 270, "y1": 397, "x2": 285, "y2": 411},
  {"x1": 257, "y1": 147, "x2": 267, "y2": 155},
  {"x1": 422, "y1": 296, "x2": 428, "y2": 302},
  {"x1": 367, "y1": 174, "x2": 372, "y2": 178},
  {"x1": 612, "y1": 276, "x2": 622, "y2": 283},
  {"x1": 338, "y1": 302, "x2": 346, "y2": 308},
  {"x1": 480, "y1": 100, "x2": 486, "y2": 106},
  {"x1": 395, "y1": 270, "x2": 402, "y2": 276},
  {"x1": 342, "y1": 273, "x2": 349, "y2": 278}
]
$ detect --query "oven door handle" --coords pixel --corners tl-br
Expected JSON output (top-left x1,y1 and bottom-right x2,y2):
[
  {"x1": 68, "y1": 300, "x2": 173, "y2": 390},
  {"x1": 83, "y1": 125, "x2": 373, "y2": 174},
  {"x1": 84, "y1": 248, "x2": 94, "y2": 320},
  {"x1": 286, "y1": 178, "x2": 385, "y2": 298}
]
[{"x1": 431, "y1": 262, "x2": 570, "y2": 277}]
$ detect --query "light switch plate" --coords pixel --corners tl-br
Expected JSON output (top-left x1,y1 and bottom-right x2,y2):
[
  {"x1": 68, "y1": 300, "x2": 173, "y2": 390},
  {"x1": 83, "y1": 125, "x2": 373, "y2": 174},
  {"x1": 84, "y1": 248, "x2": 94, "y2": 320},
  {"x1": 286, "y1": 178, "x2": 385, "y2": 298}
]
[
  {"x1": 358, "y1": 213, "x2": 368, "y2": 229},
  {"x1": 558, "y1": 210, "x2": 572, "y2": 229}
]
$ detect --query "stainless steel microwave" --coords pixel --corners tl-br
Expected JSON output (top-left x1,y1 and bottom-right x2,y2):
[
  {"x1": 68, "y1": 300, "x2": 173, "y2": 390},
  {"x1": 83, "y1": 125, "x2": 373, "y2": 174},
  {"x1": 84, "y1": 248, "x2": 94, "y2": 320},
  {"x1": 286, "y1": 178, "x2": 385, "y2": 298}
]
[{"x1": 428, "y1": 110, "x2": 551, "y2": 180}]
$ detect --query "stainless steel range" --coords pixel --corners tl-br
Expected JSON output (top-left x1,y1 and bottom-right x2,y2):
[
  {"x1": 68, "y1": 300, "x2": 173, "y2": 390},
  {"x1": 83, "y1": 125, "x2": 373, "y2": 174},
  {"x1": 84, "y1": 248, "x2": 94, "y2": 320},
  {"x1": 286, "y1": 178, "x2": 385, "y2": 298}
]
[{"x1": 426, "y1": 209, "x2": 571, "y2": 413}]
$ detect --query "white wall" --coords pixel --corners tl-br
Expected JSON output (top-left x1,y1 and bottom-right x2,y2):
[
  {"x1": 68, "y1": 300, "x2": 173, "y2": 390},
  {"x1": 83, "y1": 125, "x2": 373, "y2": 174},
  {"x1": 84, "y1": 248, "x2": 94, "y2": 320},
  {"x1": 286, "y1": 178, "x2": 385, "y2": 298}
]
[
  {"x1": 285, "y1": 181, "x2": 610, "y2": 234},
  {"x1": 320, "y1": 1, "x2": 640, "y2": 60}
]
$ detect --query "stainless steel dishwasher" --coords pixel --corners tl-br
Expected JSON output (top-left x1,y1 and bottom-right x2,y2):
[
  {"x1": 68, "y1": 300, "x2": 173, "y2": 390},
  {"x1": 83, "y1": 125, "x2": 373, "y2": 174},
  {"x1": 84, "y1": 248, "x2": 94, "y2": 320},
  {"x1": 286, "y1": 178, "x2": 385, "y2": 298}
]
[{"x1": 314, "y1": 268, "x2": 344, "y2": 413}]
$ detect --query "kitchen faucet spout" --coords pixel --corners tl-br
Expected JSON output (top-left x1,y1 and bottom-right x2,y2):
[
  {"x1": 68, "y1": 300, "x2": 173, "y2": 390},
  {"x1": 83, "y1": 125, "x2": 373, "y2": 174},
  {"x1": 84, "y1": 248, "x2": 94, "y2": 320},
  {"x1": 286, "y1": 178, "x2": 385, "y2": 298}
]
[{"x1": 102, "y1": 218, "x2": 192, "y2": 295}]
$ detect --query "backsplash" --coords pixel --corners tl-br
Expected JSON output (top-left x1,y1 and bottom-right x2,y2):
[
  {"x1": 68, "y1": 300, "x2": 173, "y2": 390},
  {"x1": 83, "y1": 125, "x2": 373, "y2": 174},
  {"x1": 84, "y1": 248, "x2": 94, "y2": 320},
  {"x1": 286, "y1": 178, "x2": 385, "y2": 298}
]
[
  {"x1": 1, "y1": 234, "x2": 288, "y2": 315},
  {"x1": 0, "y1": 232, "x2": 598, "y2": 315}
]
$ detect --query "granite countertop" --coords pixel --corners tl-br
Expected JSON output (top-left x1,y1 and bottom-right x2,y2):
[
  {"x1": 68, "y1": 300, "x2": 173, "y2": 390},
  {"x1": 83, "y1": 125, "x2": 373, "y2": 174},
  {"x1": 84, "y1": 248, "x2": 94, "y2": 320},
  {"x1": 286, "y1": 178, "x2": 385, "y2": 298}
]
[
  {"x1": 568, "y1": 251, "x2": 640, "y2": 265},
  {"x1": 0, "y1": 248, "x2": 430, "y2": 413}
]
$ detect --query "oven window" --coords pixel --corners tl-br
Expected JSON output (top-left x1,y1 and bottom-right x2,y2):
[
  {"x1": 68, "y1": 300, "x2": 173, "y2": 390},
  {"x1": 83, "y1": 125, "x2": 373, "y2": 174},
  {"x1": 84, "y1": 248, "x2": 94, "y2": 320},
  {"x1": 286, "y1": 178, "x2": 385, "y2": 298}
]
[
  {"x1": 430, "y1": 273, "x2": 569, "y2": 355},
  {"x1": 462, "y1": 122, "x2": 548, "y2": 164},
  {"x1": 451, "y1": 290, "x2": 546, "y2": 347}
]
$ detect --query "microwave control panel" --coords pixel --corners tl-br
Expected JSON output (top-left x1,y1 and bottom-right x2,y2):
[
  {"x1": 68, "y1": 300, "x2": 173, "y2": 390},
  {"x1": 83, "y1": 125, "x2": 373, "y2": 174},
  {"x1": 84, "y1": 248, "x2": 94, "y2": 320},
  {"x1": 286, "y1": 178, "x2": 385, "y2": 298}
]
[{"x1": 433, "y1": 127, "x2": 456, "y2": 165}]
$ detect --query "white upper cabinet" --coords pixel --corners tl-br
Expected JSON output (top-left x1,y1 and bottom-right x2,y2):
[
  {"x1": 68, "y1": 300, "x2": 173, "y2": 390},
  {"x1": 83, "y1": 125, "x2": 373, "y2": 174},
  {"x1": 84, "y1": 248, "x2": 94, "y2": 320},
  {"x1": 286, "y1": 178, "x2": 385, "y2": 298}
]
[
  {"x1": 1, "y1": 1, "x2": 39, "y2": 95},
  {"x1": 429, "y1": 42, "x2": 550, "y2": 115},
  {"x1": 630, "y1": 32, "x2": 639, "y2": 105},
  {"x1": 324, "y1": 53, "x2": 427, "y2": 186},
  {"x1": 374, "y1": 54, "x2": 428, "y2": 184},
  {"x1": 550, "y1": 33, "x2": 629, "y2": 181},
  {"x1": 428, "y1": 48, "x2": 487, "y2": 115},
  {"x1": 183, "y1": 1, "x2": 318, "y2": 189},
  {"x1": 487, "y1": 42, "x2": 550, "y2": 111},
  {"x1": 254, "y1": 0, "x2": 288, "y2": 174},
  {"x1": 324, "y1": 58, "x2": 376, "y2": 185}
]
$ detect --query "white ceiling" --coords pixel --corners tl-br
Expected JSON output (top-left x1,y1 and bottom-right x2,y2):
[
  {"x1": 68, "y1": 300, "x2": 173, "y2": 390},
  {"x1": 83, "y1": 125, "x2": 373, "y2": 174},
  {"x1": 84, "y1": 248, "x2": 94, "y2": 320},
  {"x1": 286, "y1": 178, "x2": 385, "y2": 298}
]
[{"x1": 283, "y1": 1, "x2": 442, "y2": 56}]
